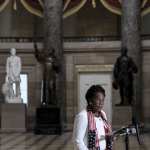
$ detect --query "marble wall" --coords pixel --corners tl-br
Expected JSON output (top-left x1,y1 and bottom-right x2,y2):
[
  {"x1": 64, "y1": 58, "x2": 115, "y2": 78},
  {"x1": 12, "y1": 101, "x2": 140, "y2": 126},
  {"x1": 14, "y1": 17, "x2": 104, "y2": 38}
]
[
  {"x1": 64, "y1": 40, "x2": 150, "y2": 129},
  {"x1": 0, "y1": 41, "x2": 150, "y2": 130},
  {"x1": 0, "y1": 2, "x2": 150, "y2": 130}
]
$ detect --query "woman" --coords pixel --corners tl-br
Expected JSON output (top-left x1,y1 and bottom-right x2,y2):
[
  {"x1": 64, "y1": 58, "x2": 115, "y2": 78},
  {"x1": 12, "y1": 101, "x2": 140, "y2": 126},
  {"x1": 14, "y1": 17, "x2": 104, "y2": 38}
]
[{"x1": 73, "y1": 85, "x2": 112, "y2": 150}]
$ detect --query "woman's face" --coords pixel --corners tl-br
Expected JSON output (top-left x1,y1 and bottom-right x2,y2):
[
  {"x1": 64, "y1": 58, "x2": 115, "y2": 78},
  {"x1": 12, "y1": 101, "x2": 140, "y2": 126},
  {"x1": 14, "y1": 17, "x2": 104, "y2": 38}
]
[{"x1": 92, "y1": 92, "x2": 105, "y2": 112}]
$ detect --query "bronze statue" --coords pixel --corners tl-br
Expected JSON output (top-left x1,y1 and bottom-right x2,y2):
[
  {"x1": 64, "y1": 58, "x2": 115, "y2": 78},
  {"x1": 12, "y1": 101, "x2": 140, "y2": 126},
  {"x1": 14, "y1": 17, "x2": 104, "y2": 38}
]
[
  {"x1": 34, "y1": 43, "x2": 60, "y2": 106},
  {"x1": 113, "y1": 47, "x2": 138, "y2": 105}
]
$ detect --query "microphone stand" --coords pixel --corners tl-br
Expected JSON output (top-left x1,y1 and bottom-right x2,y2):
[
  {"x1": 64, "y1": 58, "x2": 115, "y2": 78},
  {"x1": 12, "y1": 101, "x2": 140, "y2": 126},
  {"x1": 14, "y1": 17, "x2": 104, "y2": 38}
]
[
  {"x1": 112, "y1": 122, "x2": 142, "y2": 150},
  {"x1": 125, "y1": 128, "x2": 129, "y2": 150}
]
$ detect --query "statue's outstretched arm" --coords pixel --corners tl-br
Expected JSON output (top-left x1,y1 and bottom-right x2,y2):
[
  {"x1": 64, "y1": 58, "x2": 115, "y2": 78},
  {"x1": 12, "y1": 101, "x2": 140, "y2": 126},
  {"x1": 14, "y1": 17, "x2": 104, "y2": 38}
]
[{"x1": 34, "y1": 42, "x2": 45, "y2": 63}]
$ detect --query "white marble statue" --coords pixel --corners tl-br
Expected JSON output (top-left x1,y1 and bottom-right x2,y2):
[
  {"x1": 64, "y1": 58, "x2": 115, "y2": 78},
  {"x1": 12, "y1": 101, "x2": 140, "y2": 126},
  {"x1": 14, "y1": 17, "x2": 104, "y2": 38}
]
[{"x1": 2, "y1": 48, "x2": 22, "y2": 103}]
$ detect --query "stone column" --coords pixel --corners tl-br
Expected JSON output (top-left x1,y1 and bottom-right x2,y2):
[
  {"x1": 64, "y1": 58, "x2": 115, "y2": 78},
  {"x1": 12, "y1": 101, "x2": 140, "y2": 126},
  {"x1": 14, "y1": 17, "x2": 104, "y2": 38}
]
[
  {"x1": 43, "y1": 0, "x2": 65, "y2": 106},
  {"x1": 43, "y1": 0, "x2": 63, "y2": 56},
  {"x1": 121, "y1": 0, "x2": 142, "y2": 120}
]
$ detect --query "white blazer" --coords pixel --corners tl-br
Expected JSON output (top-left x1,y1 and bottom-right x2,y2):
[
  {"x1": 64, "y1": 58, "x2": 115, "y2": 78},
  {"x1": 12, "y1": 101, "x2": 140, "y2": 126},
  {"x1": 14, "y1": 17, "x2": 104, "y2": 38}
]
[{"x1": 73, "y1": 109, "x2": 107, "y2": 150}]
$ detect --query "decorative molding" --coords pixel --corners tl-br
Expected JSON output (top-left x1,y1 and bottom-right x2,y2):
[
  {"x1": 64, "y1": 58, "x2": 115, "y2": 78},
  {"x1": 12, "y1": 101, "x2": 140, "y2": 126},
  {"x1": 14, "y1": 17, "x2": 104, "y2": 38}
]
[
  {"x1": 100, "y1": 0, "x2": 121, "y2": 15},
  {"x1": 0, "y1": 0, "x2": 9, "y2": 12},
  {"x1": 0, "y1": 40, "x2": 150, "y2": 53},
  {"x1": 38, "y1": 0, "x2": 43, "y2": 8},
  {"x1": 63, "y1": 0, "x2": 87, "y2": 19},
  {"x1": 75, "y1": 64, "x2": 113, "y2": 122},
  {"x1": 63, "y1": 0, "x2": 71, "y2": 11},
  {"x1": 0, "y1": 0, "x2": 150, "y2": 18},
  {"x1": 75, "y1": 64, "x2": 113, "y2": 72},
  {"x1": 20, "y1": 0, "x2": 43, "y2": 17}
]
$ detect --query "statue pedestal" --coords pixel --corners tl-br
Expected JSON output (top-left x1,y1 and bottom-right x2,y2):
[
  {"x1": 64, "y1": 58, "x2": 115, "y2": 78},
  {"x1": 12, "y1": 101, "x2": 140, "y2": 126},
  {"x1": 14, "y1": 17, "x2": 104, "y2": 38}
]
[
  {"x1": 34, "y1": 106, "x2": 61, "y2": 134},
  {"x1": 113, "y1": 106, "x2": 132, "y2": 128},
  {"x1": 6, "y1": 97, "x2": 23, "y2": 103},
  {"x1": 1, "y1": 103, "x2": 26, "y2": 132}
]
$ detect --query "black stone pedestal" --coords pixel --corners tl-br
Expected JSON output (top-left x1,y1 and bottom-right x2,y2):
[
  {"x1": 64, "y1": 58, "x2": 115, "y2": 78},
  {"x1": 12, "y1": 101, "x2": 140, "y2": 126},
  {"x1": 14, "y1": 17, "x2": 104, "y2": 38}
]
[{"x1": 34, "y1": 106, "x2": 61, "y2": 134}]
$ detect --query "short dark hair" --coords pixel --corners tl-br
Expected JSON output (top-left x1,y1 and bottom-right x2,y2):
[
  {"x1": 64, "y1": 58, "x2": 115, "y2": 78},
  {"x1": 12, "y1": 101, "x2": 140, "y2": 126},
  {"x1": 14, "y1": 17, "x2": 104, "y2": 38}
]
[{"x1": 85, "y1": 85, "x2": 105, "y2": 105}]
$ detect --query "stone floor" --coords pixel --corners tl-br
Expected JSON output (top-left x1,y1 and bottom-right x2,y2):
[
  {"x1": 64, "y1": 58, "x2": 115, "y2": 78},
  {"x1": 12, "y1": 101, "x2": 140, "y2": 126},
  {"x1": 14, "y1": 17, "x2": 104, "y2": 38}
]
[{"x1": 0, "y1": 132, "x2": 149, "y2": 150}]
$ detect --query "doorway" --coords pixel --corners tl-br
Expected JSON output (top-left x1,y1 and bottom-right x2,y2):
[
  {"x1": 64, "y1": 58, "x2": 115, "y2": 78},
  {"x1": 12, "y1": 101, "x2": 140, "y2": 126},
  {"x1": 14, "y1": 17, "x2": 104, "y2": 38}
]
[{"x1": 76, "y1": 65, "x2": 113, "y2": 122}]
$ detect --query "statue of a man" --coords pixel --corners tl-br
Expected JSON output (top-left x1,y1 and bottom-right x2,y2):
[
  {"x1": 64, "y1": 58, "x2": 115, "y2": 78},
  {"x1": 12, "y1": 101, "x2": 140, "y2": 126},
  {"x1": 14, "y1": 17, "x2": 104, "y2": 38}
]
[
  {"x1": 34, "y1": 43, "x2": 60, "y2": 105},
  {"x1": 3, "y1": 48, "x2": 22, "y2": 103},
  {"x1": 44, "y1": 49, "x2": 60, "y2": 105},
  {"x1": 113, "y1": 47, "x2": 138, "y2": 105}
]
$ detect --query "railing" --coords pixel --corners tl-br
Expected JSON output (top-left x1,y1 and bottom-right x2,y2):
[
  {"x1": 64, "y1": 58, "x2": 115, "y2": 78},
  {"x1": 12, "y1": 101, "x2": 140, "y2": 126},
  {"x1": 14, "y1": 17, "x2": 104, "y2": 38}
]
[{"x1": 0, "y1": 34, "x2": 150, "y2": 43}]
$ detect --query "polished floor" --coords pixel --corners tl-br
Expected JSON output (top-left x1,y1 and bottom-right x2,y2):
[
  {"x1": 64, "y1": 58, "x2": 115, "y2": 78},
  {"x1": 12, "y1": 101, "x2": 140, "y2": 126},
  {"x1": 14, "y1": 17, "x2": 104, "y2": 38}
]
[{"x1": 0, "y1": 132, "x2": 149, "y2": 150}]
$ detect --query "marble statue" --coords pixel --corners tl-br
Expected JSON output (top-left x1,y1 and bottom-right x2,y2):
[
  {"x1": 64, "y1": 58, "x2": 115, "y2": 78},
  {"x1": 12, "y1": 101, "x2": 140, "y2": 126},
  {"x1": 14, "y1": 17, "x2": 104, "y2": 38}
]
[{"x1": 2, "y1": 48, "x2": 22, "y2": 103}]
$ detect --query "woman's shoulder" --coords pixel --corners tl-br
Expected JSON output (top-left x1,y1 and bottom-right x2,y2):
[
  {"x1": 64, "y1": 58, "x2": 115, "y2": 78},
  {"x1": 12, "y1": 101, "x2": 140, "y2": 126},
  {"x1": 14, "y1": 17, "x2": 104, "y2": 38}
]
[
  {"x1": 76, "y1": 109, "x2": 87, "y2": 118},
  {"x1": 75, "y1": 109, "x2": 88, "y2": 124},
  {"x1": 101, "y1": 110, "x2": 107, "y2": 120}
]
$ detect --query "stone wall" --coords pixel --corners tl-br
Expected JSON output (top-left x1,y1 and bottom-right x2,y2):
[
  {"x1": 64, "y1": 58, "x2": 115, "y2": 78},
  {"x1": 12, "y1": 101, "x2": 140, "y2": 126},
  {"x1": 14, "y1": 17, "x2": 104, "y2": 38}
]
[
  {"x1": 0, "y1": 41, "x2": 150, "y2": 130},
  {"x1": 64, "y1": 40, "x2": 150, "y2": 130}
]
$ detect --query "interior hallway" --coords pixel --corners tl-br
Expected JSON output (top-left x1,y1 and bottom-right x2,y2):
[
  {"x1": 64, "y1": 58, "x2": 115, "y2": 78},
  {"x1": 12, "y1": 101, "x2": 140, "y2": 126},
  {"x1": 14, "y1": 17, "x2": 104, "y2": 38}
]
[{"x1": 0, "y1": 132, "x2": 149, "y2": 150}]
